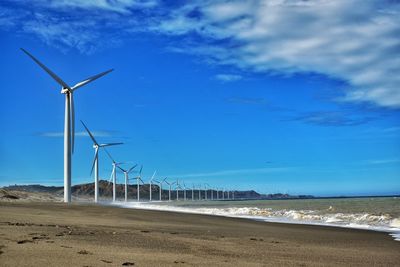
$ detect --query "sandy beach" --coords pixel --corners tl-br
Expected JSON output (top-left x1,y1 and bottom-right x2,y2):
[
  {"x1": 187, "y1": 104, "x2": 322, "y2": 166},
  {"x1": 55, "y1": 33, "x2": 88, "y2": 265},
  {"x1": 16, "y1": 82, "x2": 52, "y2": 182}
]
[{"x1": 1, "y1": 202, "x2": 399, "y2": 266}]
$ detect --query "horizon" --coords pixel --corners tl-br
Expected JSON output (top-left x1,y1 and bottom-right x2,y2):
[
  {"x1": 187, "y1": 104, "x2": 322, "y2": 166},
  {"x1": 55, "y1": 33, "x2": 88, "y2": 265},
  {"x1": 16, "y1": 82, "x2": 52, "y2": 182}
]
[{"x1": 1, "y1": 0, "x2": 399, "y2": 197}]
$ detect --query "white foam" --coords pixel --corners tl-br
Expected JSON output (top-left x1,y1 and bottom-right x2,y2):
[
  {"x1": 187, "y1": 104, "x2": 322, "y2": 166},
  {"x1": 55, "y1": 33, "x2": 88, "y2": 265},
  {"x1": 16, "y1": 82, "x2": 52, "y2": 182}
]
[{"x1": 110, "y1": 201, "x2": 400, "y2": 242}]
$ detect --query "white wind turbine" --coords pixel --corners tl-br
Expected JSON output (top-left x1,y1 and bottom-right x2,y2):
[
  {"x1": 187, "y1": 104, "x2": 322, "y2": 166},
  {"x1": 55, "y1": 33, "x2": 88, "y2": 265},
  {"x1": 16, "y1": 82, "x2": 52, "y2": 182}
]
[
  {"x1": 192, "y1": 184, "x2": 195, "y2": 201},
  {"x1": 149, "y1": 171, "x2": 157, "y2": 202},
  {"x1": 135, "y1": 165, "x2": 145, "y2": 202},
  {"x1": 81, "y1": 121, "x2": 122, "y2": 203},
  {"x1": 104, "y1": 149, "x2": 124, "y2": 202},
  {"x1": 176, "y1": 179, "x2": 181, "y2": 201},
  {"x1": 204, "y1": 184, "x2": 208, "y2": 201},
  {"x1": 205, "y1": 184, "x2": 213, "y2": 201},
  {"x1": 198, "y1": 184, "x2": 202, "y2": 200},
  {"x1": 21, "y1": 49, "x2": 113, "y2": 203},
  {"x1": 153, "y1": 178, "x2": 163, "y2": 201},
  {"x1": 163, "y1": 178, "x2": 176, "y2": 201},
  {"x1": 182, "y1": 181, "x2": 187, "y2": 201},
  {"x1": 117, "y1": 165, "x2": 137, "y2": 202}
]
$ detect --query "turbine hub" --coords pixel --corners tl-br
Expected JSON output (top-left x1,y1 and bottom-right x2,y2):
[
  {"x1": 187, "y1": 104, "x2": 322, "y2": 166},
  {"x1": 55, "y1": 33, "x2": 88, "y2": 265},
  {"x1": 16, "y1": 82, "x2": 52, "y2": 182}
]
[{"x1": 60, "y1": 87, "x2": 69, "y2": 94}]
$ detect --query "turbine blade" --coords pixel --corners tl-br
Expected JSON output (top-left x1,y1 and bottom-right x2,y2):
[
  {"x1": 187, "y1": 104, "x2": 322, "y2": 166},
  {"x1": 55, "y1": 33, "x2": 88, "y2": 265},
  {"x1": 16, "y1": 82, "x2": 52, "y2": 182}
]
[
  {"x1": 20, "y1": 48, "x2": 71, "y2": 90},
  {"x1": 139, "y1": 165, "x2": 143, "y2": 175},
  {"x1": 99, "y1": 142, "x2": 123, "y2": 147},
  {"x1": 90, "y1": 149, "x2": 98, "y2": 175},
  {"x1": 71, "y1": 69, "x2": 113, "y2": 91},
  {"x1": 103, "y1": 148, "x2": 115, "y2": 162},
  {"x1": 70, "y1": 93, "x2": 75, "y2": 154},
  {"x1": 80, "y1": 120, "x2": 98, "y2": 145},
  {"x1": 128, "y1": 164, "x2": 138, "y2": 174},
  {"x1": 117, "y1": 165, "x2": 126, "y2": 172},
  {"x1": 108, "y1": 168, "x2": 114, "y2": 185},
  {"x1": 150, "y1": 170, "x2": 156, "y2": 181}
]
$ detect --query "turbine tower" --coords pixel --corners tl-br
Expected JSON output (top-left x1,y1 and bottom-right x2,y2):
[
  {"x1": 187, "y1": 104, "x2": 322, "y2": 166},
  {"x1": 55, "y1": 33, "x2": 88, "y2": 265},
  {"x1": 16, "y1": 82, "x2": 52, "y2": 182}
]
[
  {"x1": 104, "y1": 149, "x2": 124, "y2": 202},
  {"x1": 176, "y1": 179, "x2": 180, "y2": 201},
  {"x1": 154, "y1": 179, "x2": 163, "y2": 201},
  {"x1": 192, "y1": 184, "x2": 195, "y2": 201},
  {"x1": 135, "y1": 165, "x2": 144, "y2": 202},
  {"x1": 81, "y1": 121, "x2": 122, "y2": 203},
  {"x1": 163, "y1": 178, "x2": 176, "y2": 201},
  {"x1": 182, "y1": 182, "x2": 187, "y2": 201},
  {"x1": 117, "y1": 165, "x2": 137, "y2": 202},
  {"x1": 21, "y1": 48, "x2": 113, "y2": 203},
  {"x1": 149, "y1": 171, "x2": 157, "y2": 201}
]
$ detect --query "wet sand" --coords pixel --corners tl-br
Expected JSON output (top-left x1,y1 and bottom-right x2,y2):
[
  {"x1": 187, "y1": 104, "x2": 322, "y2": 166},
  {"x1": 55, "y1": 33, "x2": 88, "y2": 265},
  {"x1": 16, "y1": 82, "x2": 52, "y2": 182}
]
[{"x1": 1, "y1": 202, "x2": 399, "y2": 266}]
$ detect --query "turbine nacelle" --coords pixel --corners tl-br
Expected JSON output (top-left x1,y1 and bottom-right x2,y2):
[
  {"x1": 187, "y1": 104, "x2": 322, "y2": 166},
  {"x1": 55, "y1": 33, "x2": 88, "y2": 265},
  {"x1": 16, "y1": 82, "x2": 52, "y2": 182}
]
[{"x1": 60, "y1": 87, "x2": 71, "y2": 94}]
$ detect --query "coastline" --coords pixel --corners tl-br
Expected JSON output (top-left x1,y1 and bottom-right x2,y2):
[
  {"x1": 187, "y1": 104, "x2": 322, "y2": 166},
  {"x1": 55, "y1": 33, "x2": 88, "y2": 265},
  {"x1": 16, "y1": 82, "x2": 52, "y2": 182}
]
[
  {"x1": 112, "y1": 200, "x2": 400, "y2": 242},
  {"x1": 1, "y1": 201, "x2": 400, "y2": 266}
]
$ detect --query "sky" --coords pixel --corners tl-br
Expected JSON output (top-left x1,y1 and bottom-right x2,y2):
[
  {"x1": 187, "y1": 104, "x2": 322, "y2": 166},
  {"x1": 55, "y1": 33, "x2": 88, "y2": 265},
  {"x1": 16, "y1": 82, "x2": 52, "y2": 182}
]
[{"x1": 0, "y1": 0, "x2": 399, "y2": 196}]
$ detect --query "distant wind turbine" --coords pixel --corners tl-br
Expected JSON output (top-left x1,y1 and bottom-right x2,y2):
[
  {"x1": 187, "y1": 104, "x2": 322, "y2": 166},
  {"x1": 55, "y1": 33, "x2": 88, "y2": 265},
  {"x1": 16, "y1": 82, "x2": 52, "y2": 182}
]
[
  {"x1": 149, "y1": 171, "x2": 157, "y2": 202},
  {"x1": 176, "y1": 179, "x2": 181, "y2": 201},
  {"x1": 117, "y1": 165, "x2": 137, "y2": 202},
  {"x1": 182, "y1": 182, "x2": 187, "y2": 201},
  {"x1": 81, "y1": 120, "x2": 122, "y2": 203},
  {"x1": 135, "y1": 165, "x2": 144, "y2": 202},
  {"x1": 163, "y1": 178, "x2": 176, "y2": 201},
  {"x1": 153, "y1": 178, "x2": 163, "y2": 201},
  {"x1": 21, "y1": 48, "x2": 113, "y2": 203},
  {"x1": 104, "y1": 149, "x2": 124, "y2": 202}
]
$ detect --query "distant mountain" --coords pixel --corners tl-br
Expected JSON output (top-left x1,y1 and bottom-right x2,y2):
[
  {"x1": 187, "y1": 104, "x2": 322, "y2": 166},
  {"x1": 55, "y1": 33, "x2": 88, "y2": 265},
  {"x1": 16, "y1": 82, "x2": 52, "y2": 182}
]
[{"x1": 2, "y1": 182, "x2": 311, "y2": 201}]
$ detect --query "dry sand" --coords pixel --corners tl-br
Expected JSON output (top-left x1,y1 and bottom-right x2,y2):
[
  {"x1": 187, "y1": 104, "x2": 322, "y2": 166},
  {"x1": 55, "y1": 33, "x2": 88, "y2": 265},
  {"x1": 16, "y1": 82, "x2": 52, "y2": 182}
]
[{"x1": 1, "y1": 202, "x2": 399, "y2": 266}]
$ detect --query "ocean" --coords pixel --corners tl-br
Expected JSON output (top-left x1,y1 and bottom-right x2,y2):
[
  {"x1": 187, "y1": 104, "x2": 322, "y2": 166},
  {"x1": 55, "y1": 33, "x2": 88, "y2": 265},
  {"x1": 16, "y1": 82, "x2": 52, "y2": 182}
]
[{"x1": 113, "y1": 196, "x2": 400, "y2": 242}]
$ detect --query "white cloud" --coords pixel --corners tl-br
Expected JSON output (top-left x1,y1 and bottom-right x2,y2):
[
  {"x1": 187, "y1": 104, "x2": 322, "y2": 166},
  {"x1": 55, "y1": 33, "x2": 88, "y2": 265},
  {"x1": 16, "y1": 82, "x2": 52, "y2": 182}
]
[
  {"x1": 154, "y1": 0, "x2": 400, "y2": 108},
  {"x1": 2, "y1": 0, "x2": 399, "y2": 108},
  {"x1": 215, "y1": 74, "x2": 243, "y2": 82}
]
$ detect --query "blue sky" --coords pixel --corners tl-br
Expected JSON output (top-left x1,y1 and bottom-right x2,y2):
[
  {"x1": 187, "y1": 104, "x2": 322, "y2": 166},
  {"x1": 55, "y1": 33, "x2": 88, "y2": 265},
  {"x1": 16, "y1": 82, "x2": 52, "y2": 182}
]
[{"x1": 0, "y1": 0, "x2": 399, "y2": 196}]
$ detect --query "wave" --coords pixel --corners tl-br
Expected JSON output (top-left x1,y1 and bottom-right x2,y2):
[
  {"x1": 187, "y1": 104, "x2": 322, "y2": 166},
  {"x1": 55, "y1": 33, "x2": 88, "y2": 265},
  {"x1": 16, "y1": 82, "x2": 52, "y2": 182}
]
[{"x1": 111, "y1": 201, "x2": 400, "y2": 242}]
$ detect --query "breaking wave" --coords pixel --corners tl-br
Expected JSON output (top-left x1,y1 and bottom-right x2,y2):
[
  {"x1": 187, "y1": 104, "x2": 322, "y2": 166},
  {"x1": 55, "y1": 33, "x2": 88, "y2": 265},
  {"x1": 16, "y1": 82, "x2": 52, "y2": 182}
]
[{"x1": 113, "y1": 202, "x2": 400, "y2": 242}]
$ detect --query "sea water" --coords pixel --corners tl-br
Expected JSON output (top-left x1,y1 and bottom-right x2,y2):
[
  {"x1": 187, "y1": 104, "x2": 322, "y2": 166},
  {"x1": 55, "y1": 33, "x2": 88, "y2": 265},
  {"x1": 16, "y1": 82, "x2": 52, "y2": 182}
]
[{"x1": 114, "y1": 196, "x2": 400, "y2": 242}]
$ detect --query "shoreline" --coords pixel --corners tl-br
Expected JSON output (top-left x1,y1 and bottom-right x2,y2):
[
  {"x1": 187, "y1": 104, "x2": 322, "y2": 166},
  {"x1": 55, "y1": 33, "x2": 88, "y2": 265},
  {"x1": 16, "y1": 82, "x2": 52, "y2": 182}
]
[
  {"x1": 1, "y1": 201, "x2": 400, "y2": 266},
  {"x1": 109, "y1": 200, "x2": 400, "y2": 242}
]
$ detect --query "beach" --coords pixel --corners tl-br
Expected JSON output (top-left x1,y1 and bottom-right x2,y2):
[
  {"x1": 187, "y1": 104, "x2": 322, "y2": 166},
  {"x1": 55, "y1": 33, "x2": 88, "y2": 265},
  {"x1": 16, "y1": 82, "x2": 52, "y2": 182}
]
[{"x1": 1, "y1": 202, "x2": 399, "y2": 266}]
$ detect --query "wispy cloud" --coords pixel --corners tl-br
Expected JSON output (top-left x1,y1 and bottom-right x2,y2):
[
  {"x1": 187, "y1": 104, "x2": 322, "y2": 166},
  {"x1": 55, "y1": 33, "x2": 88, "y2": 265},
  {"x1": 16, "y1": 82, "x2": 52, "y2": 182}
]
[
  {"x1": 288, "y1": 111, "x2": 375, "y2": 127},
  {"x1": 215, "y1": 74, "x2": 242, "y2": 82},
  {"x1": 168, "y1": 167, "x2": 291, "y2": 178},
  {"x1": 36, "y1": 131, "x2": 115, "y2": 137},
  {"x1": 152, "y1": 0, "x2": 400, "y2": 108},
  {"x1": 366, "y1": 158, "x2": 400, "y2": 165},
  {"x1": 1, "y1": 0, "x2": 399, "y2": 109}
]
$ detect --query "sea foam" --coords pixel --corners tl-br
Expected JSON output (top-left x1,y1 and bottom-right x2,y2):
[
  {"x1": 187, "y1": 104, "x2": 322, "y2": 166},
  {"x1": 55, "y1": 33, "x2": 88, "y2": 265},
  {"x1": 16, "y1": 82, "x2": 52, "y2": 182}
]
[{"x1": 112, "y1": 201, "x2": 400, "y2": 242}]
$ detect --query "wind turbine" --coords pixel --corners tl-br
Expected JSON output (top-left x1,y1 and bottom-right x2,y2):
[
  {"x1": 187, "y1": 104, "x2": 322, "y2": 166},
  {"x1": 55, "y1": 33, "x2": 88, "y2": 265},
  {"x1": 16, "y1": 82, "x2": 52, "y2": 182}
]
[
  {"x1": 182, "y1": 181, "x2": 187, "y2": 201},
  {"x1": 204, "y1": 184, "x2": 208, "y2": 201},
  {"x1": 117, "y1": 165, "x2": 137, "y2": 202},
  {"x1": 149, "y1": 171, "x2": 157, "y2": 202},
  {"x1": 222, "y1": 188, "x2": 225, "y2": 200},
  {"x1": 21, "y1": 48, "x2": 113, "y2": 203},
  {"x1": 198, "y1": 184, "x2": 202, "y2": 200},
  {"x1": 217, "y1": 188, "x2": 220, "y2": 200},
  {"x1": 176, "y1": 179, "x2": 180, "y2": 201},
  {"x1": 154, "y1": 179, "x2": 163, "y2": 201},
  {"x1": 81, "y1": 120, "x2": 122, "y2": 203},
  {"x1": 135, "y1": 165, "x2": 144, "y2": 202},
  {"x1": 192, "y1": 184, "x2": 195, "y2": 201},
  {"x1": 163, "y1": 178, "x2": 176, "y2": 201},
  {"x1": 104, "y1": 149, "x2": 124, "y2": 202},
  {"x1": 205, "y1": 184, "x2": 213, "y2": 201}
]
